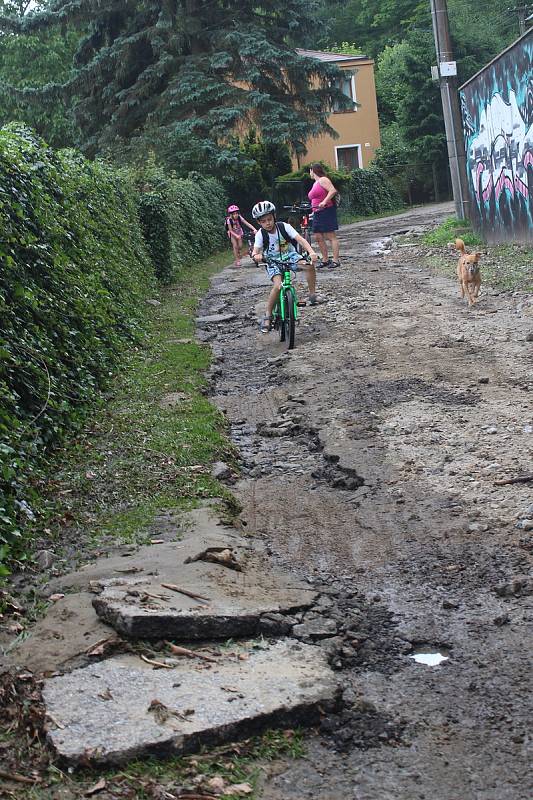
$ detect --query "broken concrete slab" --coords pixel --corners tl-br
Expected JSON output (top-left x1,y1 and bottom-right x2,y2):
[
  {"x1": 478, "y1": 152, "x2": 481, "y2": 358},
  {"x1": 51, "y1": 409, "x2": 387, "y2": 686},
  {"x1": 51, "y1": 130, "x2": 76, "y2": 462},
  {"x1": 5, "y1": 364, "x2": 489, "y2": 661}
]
[
  {"x1": 2, "y1": 591, "x2": 116, "y2": 674},
  {"x1": 43, "y1": 640, "x2": 339, "y2": 766},
  {"x1": 85, "y1": 507, "x2": 317, "y2": 640},
  {"x1": 196, "y1": 313, "x2": 236, "y2": 325},
  {"x1": 45, "y1": 507, "x2": 246, "y2": 594},
  {"x1": 292, "y1": 618, "x2": 338, "y2": 639},
  {"x1": 92, "y1": 551, "x2": 316, "y2": 641},
  {"x1": 6, "y1": 507, "x2": 314, "y2": 674}
]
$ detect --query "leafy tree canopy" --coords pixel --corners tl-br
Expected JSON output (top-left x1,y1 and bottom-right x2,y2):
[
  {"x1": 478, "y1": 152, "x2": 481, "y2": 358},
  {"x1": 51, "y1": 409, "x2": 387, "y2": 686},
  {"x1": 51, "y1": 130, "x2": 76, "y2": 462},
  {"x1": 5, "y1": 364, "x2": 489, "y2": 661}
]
[
  {"x1": 348, "y1": 0, "x2": 521, "y2": 199},
  {"x1": 0, "y1": 0, "x2": 350, "y2": 167},
  {"x1": 0, "y1": 1, "x2": 78, "y2": 146},
  {"x1": 328, "y1": 41, "x2": 364, "y2": 56},
  {"x1": 313, "y1": 0, "x2": 428, "y2": 58}
]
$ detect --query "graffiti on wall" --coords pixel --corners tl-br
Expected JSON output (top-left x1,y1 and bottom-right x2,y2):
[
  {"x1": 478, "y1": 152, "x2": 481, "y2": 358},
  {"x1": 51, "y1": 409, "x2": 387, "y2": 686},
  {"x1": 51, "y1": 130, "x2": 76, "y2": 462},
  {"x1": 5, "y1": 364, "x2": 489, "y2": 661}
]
[{"x1": 460, "y1": 30, "x2": 533, "y2": 241}]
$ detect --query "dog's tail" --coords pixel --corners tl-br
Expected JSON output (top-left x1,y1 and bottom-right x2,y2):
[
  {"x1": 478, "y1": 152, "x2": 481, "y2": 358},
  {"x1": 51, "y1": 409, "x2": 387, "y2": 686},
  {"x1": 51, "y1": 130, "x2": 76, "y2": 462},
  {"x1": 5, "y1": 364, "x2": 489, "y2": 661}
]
[{"x1": 455, "y1": 238, "x2": 466, "y2": 253}]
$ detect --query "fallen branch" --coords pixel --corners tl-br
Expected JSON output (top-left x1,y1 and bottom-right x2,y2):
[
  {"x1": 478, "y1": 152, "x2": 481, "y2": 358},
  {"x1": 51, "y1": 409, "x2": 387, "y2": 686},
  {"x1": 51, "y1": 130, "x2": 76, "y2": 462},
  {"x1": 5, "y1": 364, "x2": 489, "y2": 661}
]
[
  {"x1": 140, "y1": 654, "x2": 174, "y2": 669},
  {"x1": 85, "y1": 636, "x2": 113, "y2": 654},
  {"x1": 165, "y1": 641, "x2": 218, "y2": 663},
  {"x1": 85, "y1": 635, "x2": 125, "y2": 657},
  {"x1": 143, "y1": 591, "x2": 169, "y2": 601},
  {"x1": 160, "y1": 583, "x2": 210, "y2": 602},
  {"x1": 0, "y1": 770, "x2": 40, "y2": 785},
  {"x1": 177, "y1": 795, "x2": 218, "y2": 799},
  {"x1": 494, "y1": 473, "x2": 533, "y2": 486},
  {"x1": 46, "y1": 711, "x2": 65, "y2": 729}
]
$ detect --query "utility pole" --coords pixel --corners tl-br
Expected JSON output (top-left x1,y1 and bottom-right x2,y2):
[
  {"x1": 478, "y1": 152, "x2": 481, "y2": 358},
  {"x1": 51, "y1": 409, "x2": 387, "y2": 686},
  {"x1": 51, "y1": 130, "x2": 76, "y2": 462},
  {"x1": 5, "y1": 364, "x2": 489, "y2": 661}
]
[
  {"x1": 516, "y1": 5, "x2": 532, "y2": 33},
  {"x1": 429, "y1": 0, "x2": 470, "y2": 219},
  {"x1": 508, "y1": 5, "x2": 533, "y2": 35}
]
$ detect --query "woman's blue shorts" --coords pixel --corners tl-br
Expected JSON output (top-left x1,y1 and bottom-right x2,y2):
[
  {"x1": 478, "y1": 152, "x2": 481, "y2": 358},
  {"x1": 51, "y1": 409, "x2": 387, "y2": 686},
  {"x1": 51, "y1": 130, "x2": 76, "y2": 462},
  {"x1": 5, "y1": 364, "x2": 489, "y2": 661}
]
[{"x1": 312, "y1": 205, "x2": 338, "y2": 233}]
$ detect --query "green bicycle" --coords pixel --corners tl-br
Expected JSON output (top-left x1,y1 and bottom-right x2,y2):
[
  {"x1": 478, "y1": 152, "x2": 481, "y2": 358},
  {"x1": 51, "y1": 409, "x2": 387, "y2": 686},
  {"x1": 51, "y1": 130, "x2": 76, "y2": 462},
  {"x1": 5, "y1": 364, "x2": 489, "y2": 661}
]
[{"x1": 269, "y1": 254, "x2": 310, "y2": 350}]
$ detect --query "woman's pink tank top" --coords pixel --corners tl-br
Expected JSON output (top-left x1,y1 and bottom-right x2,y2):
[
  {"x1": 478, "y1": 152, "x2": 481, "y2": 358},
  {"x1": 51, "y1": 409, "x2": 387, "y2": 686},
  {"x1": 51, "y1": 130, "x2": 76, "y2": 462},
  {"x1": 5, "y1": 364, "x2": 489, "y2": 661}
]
[{"x1": 308, "y1": 180, "x2": 333, "y2": 211}]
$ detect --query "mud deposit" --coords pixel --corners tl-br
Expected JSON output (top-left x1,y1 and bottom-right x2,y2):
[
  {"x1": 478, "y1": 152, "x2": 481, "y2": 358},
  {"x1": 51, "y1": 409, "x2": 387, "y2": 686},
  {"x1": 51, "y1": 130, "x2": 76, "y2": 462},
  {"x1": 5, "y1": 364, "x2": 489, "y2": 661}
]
[{"x1": 203, "y1": 204, "x2": 532, "y2": 799}]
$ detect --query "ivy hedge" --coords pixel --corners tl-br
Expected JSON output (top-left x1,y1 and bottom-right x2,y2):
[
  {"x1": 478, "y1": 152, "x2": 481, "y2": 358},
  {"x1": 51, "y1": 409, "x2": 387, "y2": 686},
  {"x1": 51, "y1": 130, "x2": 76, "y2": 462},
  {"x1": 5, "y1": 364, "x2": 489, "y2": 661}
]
[
  {"x1": 134, "y1": 163, "x2": 227, "y2": 284},
  {"x1": 0, "y1": 125, "x2": 154, "y2": 568}
]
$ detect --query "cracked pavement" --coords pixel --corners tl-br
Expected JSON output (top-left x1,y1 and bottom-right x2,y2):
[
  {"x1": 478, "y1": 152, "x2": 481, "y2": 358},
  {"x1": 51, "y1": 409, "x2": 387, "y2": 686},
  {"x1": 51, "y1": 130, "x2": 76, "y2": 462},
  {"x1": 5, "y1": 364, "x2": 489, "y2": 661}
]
[{"x1": 203, "y1": 202, "x2": 533, "y2": 800}]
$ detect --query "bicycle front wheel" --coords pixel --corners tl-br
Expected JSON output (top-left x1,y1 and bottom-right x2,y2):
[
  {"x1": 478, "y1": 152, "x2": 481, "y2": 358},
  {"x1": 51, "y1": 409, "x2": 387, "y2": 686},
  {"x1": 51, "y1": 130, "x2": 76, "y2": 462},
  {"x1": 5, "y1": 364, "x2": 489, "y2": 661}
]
[
  {"x1": 278, "y1": 296, "x2": 286, "y2": 342},
  {"x1": 282, "y1": 289, "x2": 296, "y2": 350},
  {"x1": 298, "y1": 227, "x2": 311, "y2": 255}
]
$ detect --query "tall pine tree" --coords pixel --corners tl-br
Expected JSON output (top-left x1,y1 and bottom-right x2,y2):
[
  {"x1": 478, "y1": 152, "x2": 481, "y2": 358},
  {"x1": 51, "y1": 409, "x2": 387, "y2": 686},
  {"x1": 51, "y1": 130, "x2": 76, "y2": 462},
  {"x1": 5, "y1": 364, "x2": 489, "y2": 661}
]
[{"x1": 0, "y1": 0, "x2": 349, "y2": 166}]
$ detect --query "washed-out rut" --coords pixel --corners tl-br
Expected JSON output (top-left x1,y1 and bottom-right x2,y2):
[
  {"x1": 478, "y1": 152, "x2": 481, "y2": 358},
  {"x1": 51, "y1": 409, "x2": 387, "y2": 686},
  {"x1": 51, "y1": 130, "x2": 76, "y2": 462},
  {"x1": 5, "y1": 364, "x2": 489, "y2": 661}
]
[{"x1": 200, "y1": 202, "x2": 533, "y2": 800}]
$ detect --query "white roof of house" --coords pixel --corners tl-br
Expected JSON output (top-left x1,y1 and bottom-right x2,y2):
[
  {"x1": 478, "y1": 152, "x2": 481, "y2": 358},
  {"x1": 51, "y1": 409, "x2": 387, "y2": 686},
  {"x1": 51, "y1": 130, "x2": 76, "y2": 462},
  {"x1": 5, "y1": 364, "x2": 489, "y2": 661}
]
[{"x1": 296, "y1": 48, "x2": 369, "y2": 62}]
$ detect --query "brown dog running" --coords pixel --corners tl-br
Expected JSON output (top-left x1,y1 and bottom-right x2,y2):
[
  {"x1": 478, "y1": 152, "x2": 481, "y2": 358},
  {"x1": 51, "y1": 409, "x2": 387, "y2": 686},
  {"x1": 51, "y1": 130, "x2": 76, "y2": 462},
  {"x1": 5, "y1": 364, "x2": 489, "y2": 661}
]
[{"x1": 455, "y1": 238, "x2": 481, "y2": 306}]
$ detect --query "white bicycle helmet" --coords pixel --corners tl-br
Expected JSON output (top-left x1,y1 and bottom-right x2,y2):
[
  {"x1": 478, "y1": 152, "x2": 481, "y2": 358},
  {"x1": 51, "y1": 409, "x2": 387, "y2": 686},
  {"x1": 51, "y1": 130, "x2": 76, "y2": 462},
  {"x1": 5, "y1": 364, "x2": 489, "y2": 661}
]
[{"x1": 252, "y1": 200, "x2": 276, "y2": 219}]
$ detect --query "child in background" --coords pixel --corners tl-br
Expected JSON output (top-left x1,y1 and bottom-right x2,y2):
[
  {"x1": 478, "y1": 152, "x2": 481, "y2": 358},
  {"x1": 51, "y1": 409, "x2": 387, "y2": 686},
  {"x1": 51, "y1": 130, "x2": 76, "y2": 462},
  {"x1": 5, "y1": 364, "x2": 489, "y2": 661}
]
[{"x1": 226, "y1": 205, "x2": 257, "y2": 266}]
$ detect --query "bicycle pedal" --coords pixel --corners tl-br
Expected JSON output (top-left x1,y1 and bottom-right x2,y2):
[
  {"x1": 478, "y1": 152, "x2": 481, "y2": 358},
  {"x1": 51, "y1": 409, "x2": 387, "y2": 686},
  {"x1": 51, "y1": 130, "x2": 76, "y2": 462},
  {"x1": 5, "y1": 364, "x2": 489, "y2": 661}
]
[{"x1": 297, "y1": 301, "x2": 307, "y2": 307}]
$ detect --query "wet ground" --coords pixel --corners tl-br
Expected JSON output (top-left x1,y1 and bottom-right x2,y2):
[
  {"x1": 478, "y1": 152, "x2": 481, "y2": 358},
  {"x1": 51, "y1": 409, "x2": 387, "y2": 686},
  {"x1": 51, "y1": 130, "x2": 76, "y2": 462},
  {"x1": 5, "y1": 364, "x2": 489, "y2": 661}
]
[{"x1": 201, "y1": 203, "x2": 533, "y2": 800}]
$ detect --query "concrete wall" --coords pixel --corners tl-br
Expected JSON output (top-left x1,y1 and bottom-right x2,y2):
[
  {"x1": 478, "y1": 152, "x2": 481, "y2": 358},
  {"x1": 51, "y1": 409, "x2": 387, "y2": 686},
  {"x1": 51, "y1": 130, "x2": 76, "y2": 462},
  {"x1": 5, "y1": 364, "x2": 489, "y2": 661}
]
[
  {"x1": 460, "y1": 30, "x2": 533, "y2": 242},
  {"x1": 294, "y1": 59, "x2": 381, "y2": 171}
]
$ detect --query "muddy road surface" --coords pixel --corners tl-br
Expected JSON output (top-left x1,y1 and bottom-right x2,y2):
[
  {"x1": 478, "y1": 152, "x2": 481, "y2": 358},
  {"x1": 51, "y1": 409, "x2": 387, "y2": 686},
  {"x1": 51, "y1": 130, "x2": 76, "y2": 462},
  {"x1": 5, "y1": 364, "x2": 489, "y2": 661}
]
[{"x1": 200, "y1": 203, "x2": 532, "y2": 800}]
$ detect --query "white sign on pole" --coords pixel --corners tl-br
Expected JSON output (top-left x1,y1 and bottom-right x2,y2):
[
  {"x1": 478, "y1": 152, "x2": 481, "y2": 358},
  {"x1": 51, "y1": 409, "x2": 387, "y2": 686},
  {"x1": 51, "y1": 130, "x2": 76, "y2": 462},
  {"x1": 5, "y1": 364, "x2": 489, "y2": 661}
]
[{"x1": 439, "y1": 61, "x2": 457, "y2": 77}]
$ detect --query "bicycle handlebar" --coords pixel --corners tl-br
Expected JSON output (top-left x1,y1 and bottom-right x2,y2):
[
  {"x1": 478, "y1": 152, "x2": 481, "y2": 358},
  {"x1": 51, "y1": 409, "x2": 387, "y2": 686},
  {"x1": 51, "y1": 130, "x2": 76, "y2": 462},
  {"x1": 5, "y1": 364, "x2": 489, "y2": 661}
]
[
  {"x1": 283, "y1": 203, "x2": 312, "y2": 212},
  {"x1": 263, "y1": 253, "x2": 313, "y2": 267}
]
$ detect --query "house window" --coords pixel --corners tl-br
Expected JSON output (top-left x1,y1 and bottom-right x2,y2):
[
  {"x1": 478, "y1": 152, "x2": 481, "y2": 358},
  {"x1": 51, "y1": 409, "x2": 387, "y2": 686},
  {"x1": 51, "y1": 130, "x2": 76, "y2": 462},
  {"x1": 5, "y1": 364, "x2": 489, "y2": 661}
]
[
  {"x1": 333, "y1": 74, "x2": 356, "y2": 112},
  {"x1": 336, "y1": 145, "x2": 361, "y2": 171}
]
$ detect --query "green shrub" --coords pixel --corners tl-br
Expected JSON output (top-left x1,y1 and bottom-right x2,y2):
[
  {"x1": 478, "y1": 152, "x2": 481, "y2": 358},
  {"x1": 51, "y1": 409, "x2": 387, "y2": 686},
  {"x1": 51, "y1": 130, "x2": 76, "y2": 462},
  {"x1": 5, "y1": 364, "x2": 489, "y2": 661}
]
[
  {"x1": 131, "y1": 161, "x2": 227, "y2": 283},
  {"x1": 138, "y1": 192, "x2": 173, "y2": 284},
  {"x1": 168, "y1": 173, "x2": 227, "y2": 269},
  {"x1": 0, "y1": 124, "x2": 153, "y2": 566},
  {"x1": 422, "y1": 216, "x2": 484, "y2": 248},
  {"x1": 276, "y1": 162, "x2": 352, "y2": 193},
  {"x1": 346, "y1": 167, "x2": 404, "y2": 216}
]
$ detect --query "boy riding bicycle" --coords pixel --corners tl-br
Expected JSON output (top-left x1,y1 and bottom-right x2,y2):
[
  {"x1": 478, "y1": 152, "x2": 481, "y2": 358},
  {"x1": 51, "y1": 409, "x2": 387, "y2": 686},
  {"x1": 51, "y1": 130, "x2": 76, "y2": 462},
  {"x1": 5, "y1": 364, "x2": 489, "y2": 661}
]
[{"x1": 251, "y1": 200, "x2": 319, "y2": 333}]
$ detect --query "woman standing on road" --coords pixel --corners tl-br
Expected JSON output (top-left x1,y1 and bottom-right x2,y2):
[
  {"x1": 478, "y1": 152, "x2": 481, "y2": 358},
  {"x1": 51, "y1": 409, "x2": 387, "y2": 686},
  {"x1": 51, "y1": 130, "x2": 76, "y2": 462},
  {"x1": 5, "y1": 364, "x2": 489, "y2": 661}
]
[{"x1": 308, "y1": 164, "x2": 340, "y2": 269}]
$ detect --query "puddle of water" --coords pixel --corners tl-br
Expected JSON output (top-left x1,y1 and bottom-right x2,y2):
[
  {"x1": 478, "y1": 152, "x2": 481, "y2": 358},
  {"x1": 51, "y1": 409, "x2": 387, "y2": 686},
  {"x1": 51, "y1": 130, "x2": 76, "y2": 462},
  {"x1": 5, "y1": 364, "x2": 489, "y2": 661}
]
[{"x1": 409, "y1": 650, "x2": 449, "y2": 666}]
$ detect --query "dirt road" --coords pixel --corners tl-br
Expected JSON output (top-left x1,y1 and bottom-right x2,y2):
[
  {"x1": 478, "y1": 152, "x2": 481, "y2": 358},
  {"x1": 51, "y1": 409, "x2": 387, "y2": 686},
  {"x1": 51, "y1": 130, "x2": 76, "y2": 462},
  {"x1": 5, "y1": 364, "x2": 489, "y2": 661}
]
[{"x1": 202, "y1": 203, "x2": 533, "y2": 800}]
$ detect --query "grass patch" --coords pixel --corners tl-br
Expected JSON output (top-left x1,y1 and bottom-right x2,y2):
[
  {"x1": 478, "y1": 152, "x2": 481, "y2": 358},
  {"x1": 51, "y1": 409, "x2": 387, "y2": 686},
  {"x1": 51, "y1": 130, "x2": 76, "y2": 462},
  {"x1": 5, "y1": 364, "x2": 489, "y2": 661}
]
[
  {"x1": 3, "y1": 724, "x2": 304, "y2": 800},
  {"x1": 422, "y1": 216, "x2": 483, "y2": 248},
  {"x1": 421, "y1": 216, "x2": 532, "y2": 293},
  {"x1": 12, "y1": 248, "x2": 239, "y2": 572}
]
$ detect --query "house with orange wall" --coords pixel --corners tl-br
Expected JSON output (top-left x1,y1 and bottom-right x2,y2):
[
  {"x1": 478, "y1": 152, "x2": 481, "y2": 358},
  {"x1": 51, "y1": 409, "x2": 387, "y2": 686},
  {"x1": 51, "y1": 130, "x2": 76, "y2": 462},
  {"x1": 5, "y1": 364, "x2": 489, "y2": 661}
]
[{"x1": 295, "y1": 49, "x2": 381, "y2": 171}]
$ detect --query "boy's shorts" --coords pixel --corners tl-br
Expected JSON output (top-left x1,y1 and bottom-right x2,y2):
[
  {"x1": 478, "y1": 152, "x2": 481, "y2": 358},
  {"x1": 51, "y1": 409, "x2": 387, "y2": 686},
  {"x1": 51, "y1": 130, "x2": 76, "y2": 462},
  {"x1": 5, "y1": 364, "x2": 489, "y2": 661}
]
[{"x1": 265, "y1": 251, "x2": 302, "y2": 281}]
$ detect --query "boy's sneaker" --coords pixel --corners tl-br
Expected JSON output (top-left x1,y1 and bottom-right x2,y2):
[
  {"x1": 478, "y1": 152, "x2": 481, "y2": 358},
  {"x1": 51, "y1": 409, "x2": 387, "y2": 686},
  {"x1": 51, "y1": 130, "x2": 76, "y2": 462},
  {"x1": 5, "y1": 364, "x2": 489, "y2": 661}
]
[
  {"x1": 328, "y1": 261, "x2": 340, "y2": 269},
  {"x1": 308, "y1": 294, "x2": 317, "y2": 306},
  {"x1": 317, "y1": 259, "x2": 331, "y2": 269}
]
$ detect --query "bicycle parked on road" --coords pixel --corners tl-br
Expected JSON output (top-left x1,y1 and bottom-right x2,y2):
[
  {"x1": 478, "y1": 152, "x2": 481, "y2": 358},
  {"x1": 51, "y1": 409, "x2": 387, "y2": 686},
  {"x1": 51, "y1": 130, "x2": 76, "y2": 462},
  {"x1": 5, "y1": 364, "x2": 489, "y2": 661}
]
[
  {"x1": 284, "y1": 203, "x2": 313, "y2": 253},
  {"x1": 244, "y1": 231, "x2": 256, "y2": 263}
]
